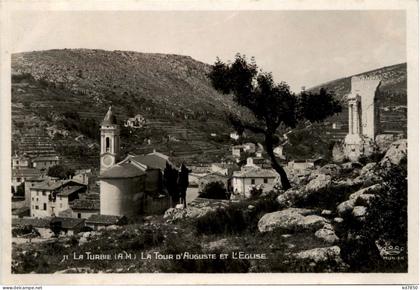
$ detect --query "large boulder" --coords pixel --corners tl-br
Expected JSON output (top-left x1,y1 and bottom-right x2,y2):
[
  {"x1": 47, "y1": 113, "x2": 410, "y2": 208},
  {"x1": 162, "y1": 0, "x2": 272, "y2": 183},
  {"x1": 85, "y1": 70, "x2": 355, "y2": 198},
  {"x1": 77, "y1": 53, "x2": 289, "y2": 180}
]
[
  {"x1": 293, "y1": 246, "x2": 342, "y2": 263},
  {"x1": 258, "y1": 208, "x2": 327, "y2": 233},
  {"x1": 380, "y1": 139, "x2": 407, "y2": 166},
  {"x1": 164, "y1": 206, "x2": 217, "y2": 223},
  {"x1": 360, "y1": 162, "x2": 377, "y2": 176},
  {"x1": 337, "y1": 199, "x2": 356, "y2": 217},
  {"x1": 349, "y1": 184, "x2": 380, "y2": 201},
  {"x1": 305, "y1": 174, "x2": 332, "y2": 192},
  {"x1": 375, "y1": 134, "x2": 397, "y2": 154},
  {"x1": 352, "y1": 206, "x2": 367, "y2": 221},
  {"x1": 318, "y1": 164, "x2": 342, "y2": 178},
  {"x1": 276, "y1": 189, "x2": 308, "y2": 208},
  {"x1": 314, "y1": 227, "x2": 339, "y2": 244}
]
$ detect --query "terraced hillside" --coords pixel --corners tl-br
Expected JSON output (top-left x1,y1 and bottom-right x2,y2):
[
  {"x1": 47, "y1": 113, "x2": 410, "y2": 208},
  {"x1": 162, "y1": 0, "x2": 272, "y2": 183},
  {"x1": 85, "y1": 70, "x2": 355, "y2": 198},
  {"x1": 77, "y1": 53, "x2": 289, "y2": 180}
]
[{"x1": 11, "y1": 49, "x2": 237, "y2": 168}]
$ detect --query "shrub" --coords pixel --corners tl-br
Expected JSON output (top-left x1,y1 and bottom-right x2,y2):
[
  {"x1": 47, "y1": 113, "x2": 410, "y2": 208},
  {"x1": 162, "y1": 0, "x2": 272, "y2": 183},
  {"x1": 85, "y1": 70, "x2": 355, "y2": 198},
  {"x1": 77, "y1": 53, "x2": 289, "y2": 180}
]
[
  {"x1": 339, "y1": 162, "x2": 408, "y2": 272},
  {"x1": 199, "y1": 181, "x2": 229, "y2": 200}
]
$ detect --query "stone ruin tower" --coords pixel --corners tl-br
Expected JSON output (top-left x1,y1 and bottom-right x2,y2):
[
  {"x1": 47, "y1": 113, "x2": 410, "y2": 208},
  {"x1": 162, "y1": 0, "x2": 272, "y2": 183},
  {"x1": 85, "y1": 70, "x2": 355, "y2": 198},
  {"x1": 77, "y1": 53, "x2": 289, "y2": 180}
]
[{"x1": 344, "y1": 76, "x2": 381, "y2": 161}]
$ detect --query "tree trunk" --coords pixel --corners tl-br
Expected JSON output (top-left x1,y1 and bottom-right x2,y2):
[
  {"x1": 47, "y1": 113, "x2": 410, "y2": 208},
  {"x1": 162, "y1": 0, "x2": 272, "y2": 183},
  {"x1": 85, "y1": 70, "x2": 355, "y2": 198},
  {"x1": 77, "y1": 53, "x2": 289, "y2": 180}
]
[{"x1": 265, "y1": 133, "x2": 291, "y2": 190}]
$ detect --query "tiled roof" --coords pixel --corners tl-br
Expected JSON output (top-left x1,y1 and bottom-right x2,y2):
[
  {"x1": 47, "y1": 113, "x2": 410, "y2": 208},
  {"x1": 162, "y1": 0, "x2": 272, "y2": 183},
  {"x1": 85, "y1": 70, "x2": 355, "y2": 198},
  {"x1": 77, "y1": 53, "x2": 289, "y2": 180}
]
[
  {"x1": 100, "y1": 163, "x2": 146, "y2": 179},
  {"x1": 57, "y1": 185, "x2": 85, "y2": 197},
  {"x1": 12, "y1": 217, "x2": 52, "y2": 228},
  {"x1": 31, "y1": 180, "x2": 85, "y2": 191},
  {"x1": 70, "y1": 199, "x2": 100, "y2": 211},
  {"x1": 51, "y1": 217, "x2": 85, "y2": 229},
  {"x1": 130, "y1": 153, "x2": 171, "y2": 171},
  {"x1": 32, "y1": 156, "x2": 59, "y2": 162},
  {"x1": 12, "y1": 168, "x2": 42, "y2": 178},
  {"x1": 86, "y1": 214, "x2": 124, "y2": 225},
  {"x1": 233, "y1": 168, "x2": 278, "y2": 178}
]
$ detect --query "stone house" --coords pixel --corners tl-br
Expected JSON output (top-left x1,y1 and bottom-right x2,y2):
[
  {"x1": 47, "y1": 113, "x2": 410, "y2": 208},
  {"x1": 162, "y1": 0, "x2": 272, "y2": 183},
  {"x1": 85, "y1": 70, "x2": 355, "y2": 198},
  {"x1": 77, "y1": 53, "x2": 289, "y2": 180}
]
[
  {"x1": 32, "y1": 156, "x2": 60, "y2": 171},
  {"x1": 85, "y1": 214, "x2": 127, "y2": 230},
  {"x1": 30, "y1": 180, "x2": 87, "y2": 218},
  {"x1": 231, "y1": 167, "x2": 278, "y2": 198}
]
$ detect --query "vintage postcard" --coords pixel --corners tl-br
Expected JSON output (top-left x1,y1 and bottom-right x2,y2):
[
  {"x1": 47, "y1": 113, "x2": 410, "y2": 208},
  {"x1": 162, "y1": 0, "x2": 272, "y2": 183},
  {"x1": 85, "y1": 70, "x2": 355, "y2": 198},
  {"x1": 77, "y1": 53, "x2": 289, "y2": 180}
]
[{"x1": 0, "y1": 0, "x2": 418, "y2": 285}]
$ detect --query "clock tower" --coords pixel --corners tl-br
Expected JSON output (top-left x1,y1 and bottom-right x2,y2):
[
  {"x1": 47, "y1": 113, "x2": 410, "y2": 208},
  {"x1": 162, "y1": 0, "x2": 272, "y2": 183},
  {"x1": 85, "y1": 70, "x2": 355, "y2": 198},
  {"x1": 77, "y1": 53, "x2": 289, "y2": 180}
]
[{"x1": 100, "y1": 106, "x2": 120, "y2": 174}]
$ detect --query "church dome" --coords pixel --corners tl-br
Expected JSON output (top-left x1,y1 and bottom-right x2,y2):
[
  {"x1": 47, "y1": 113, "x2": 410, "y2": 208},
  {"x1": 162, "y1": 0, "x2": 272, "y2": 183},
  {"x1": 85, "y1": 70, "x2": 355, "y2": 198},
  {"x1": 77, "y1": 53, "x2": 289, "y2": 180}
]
[{"x1": 102, "y1": 106, "x2": 117, "y2": 126}]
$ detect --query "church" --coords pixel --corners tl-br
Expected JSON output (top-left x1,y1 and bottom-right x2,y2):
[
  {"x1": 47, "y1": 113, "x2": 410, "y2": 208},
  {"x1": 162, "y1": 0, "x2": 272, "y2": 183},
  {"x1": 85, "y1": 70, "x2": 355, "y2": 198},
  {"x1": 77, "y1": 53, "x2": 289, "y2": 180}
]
[{"x1": 99, "y1": 107, "x2": 172, "y2": 217}]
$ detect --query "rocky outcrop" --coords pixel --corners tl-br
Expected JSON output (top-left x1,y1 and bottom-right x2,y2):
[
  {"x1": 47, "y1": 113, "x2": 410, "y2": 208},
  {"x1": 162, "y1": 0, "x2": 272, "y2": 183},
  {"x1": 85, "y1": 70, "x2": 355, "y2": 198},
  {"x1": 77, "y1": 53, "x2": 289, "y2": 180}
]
[
  {"x1": 337, "y1": 184, "x2": 380, "y2": 217},
  {"x1": 375, "y1": 134, "x2": 396, "y2": 154},
  {"x1": 258, "y1": 208, "x2": 327, "y2": 233},
  {"x1": 164, "y1": 206, "x2": 216, "y2": 223},
  {"x1": 352, "y1": 206, "x2": 367, "y2": 221},
  {"x1": 380, "y1": 139, "x2": 407, "y2": 166},
  {"x1": 305, "y1": 174, "x2": 332, "y2": 192},
  {"x1": 314, "y1": 227, "x2": 339, "y2": 244},
  {"x1": 293, "y1": 246, "x2": 342, "y2": 263},
  {"x1": 318, "y1": 164, "x2": 342, "y2": 178}
]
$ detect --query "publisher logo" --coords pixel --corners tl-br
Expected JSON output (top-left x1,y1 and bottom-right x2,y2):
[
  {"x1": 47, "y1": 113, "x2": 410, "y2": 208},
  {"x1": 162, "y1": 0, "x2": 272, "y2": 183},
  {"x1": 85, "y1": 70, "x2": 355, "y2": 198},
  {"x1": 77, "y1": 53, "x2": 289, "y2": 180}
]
[{"x1": 375, "y1": 240, "x2": 405, "y2": 260}]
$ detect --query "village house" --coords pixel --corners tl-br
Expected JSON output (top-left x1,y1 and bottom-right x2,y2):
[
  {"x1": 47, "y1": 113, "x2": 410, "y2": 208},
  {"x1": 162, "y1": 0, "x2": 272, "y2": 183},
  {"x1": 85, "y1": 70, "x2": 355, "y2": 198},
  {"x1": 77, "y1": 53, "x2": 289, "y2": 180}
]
[
  {"x1": 85, "y1": 214, "x2": 127, "y2": 230},
  {"x1": 211, "y1": 163, "x2": 239, "y2": 176},
  {"x1": 243, "y1": 143, "x2": 256, "y2": 153},
  {"x1": 12, "y1": 216, "x2": 85, "y2": 238},
  {"x1": 231, "y1": 145, "x2": 244, "y2": 158},
  {"x1": 243, "y1": 157, "x2": 271, "y2": 169},
  {"x1": 69, "y1": 198, "x2": 100, "y2": 219},
  {"x1": 124, "y1": 114, "x2": 146, "y2": 128},
  {"x1": 231, "y1": 167, "x2": 278, "y2": 198},
  {"x1": 30, "y1": 180, "x2": 87, "y2": 218},
  {"x1": 12, "y1": 167, "x2": 42, "y2": 193},
  {"x1": 230, "y1": 132, "x2": 240, "y2": 141},
  {"x1": 72, "y1": 169, "x2": 92, "y2": 185},
  {"x1": 12, "y1": 153, "x2": 31, "y2": 169},
  {"x1": 32, "y1": 155, "x2": 60, "y2": 171},
  {"x1": 287, "y1": 158, "x2": 324, "y2": 175}
]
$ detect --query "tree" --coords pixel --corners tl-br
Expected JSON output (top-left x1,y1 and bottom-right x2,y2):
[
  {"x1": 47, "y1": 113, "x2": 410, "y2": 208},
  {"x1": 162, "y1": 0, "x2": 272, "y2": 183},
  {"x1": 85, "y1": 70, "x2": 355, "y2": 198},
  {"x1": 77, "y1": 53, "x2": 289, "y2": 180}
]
[
  {"x1": 208, "y1": 54, "x2": 341, "y2": 189},
  {"x1": 178, "y1": 163, "x2": 192, "y2": 208},
  {"x1": 199, "y1": 181, "x2": 228, "y2": 200},
  {"x1": 163, "y1": 162, "x2": 180, "y2": 207},
  {"x1": 47, "y1": 165, "x2": 75, "y2": 180}
]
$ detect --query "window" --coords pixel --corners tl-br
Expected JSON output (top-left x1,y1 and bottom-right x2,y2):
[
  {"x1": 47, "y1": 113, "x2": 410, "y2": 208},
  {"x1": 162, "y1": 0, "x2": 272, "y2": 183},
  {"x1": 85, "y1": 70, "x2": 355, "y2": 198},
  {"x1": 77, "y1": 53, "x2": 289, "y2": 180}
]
[
  {"x1": 251, "y1": 179, "x2": 255, "y2": 185},
  {"x1": 36, "y1": 198, "x2": 39, "y2": 202},
  {"x1": 35, "y1": 205, "x2": 39, "y2": 210},
  {"x1": 42, "y1": 191, "x2": 46, "y2": 196},
  {"x1": 78, "y1": 213, "x2": 82, "y2": 219},
  {"x1": 264, "y1": 178, "x2": 268, "y2": 183},
  {"x1": 16, "y1": 160, "x2": 19, "y2": 164},
  {"x1": 106, "y1": 137, "x2": 110, "y2": 152},
  {"x1": 17, "y1": 178, "x2": 21, "y2": 182},
  {"x1": 43, "y1": 203, "x2": 47, "y2": 210},
  {"x1": 31, "y1": 197, "x2": 34, "y2": 201}
]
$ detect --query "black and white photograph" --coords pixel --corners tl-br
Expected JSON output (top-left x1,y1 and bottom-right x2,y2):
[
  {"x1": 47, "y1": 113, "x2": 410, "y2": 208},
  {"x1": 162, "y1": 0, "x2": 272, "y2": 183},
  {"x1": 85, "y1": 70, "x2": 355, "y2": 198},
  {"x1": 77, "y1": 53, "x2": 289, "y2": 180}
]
[{"x1": 1, "y1": 0, "x2": 418, "y2": 285}]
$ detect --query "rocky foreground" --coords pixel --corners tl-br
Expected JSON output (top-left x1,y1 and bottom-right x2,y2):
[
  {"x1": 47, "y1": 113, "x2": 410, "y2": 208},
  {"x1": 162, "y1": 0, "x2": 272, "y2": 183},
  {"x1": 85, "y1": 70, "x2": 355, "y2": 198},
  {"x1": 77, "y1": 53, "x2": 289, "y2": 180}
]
[{"x1": 12, "y1": 139, "x2": 407, "y2": 273}]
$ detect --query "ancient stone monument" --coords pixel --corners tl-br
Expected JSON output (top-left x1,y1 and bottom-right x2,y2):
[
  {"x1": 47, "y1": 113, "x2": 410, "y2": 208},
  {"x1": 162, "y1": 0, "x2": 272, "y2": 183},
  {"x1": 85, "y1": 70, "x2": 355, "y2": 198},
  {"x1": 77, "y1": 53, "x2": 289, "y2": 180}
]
[{"x1": 344, "y1": 76, "x2": 381, "y2": 161}]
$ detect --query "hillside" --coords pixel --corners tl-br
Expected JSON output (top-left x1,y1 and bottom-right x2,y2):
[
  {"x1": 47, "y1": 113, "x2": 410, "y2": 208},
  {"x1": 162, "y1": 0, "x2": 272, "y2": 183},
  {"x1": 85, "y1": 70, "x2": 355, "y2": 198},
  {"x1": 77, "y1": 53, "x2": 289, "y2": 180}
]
[
  {"x1": 12, "y1": 49, "x2": 237, "y2": 168},
  {"x1": 11, "y1": 49, "x2": 408, "y2": 168}
]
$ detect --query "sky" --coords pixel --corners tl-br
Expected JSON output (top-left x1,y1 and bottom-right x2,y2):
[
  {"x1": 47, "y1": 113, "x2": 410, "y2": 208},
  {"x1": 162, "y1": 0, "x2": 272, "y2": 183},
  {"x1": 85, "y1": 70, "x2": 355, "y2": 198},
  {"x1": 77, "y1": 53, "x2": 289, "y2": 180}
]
[{"x1": 11, "y1": 10, "x2": 406, "y2": 92}]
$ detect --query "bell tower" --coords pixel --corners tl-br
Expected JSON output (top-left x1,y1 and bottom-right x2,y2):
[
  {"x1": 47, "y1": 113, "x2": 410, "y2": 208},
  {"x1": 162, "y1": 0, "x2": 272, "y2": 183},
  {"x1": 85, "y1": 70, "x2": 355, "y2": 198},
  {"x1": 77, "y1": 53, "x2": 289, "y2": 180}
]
[{"x1": 100, "y1": 106, "x2": 120, "y2": 174}]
